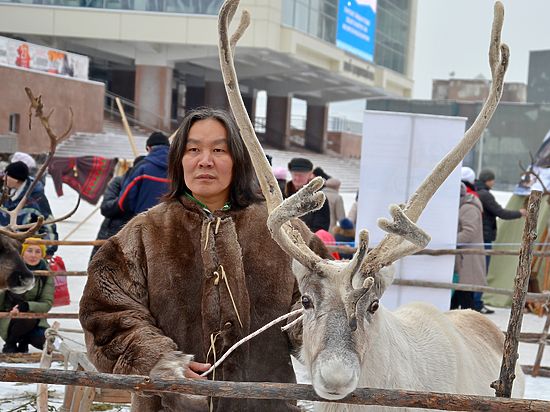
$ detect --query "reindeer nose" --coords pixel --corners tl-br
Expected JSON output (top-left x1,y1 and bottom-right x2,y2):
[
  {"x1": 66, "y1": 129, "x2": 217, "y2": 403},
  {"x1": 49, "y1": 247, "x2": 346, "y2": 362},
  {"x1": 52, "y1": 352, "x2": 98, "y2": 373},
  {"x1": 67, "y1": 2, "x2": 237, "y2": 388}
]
[{"x1": 318, "y1": 361, "x2": 357, "y2": 398}]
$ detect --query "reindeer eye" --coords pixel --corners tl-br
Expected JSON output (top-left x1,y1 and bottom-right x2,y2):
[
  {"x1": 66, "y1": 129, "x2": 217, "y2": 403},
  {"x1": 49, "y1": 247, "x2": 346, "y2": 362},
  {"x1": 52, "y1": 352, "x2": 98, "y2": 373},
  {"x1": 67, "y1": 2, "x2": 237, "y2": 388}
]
[
  {"x1": 368, "y1": 300, "x2": 379, "y2": 313},
  {"x1": 301, "y1": 295, "x2": 313, "y2": 309}
]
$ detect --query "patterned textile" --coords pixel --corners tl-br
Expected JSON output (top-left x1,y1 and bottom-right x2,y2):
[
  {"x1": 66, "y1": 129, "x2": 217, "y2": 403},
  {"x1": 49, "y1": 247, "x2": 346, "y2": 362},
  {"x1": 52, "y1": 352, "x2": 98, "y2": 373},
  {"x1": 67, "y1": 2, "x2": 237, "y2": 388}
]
[{"x1": 49, "y1": 156, "x2": 118, "y2": 205}]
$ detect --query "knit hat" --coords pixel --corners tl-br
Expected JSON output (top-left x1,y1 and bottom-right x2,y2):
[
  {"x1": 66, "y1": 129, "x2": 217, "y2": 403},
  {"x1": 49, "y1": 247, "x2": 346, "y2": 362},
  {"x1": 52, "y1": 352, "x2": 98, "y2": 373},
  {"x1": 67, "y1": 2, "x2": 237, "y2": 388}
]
[
  {"x1": 273, "y1": 167, "x2": 288, "y2": 180},
  {"x1": 478, "y1": 169, "x2": 496, "y2": 183},
  {"x1": 146, "y1": 132, "x2": 169, "y2": 148},
  {"x1": 461, "y1": 167, "x2": 476, "y2": 184},
  {"x1": 11, "y1": 152, "x2": 36, "y2": 170},
  {"x1": 339, "y1": 218, "x2": 354, "y2": 230},
  {"x1": 22, "y1": 238, "x2": 46, "y2": 258},
  {"x1": 288, "y1": 157, "x2": 313, "y2": 172},
  {"x1": 5, "y1": 161, "x2": 29, "y2": 182}
]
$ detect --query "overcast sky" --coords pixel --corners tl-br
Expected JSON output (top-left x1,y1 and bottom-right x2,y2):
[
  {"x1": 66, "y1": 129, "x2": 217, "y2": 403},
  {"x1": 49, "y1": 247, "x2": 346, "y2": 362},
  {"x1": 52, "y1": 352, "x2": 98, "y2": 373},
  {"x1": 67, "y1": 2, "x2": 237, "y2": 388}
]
[
  {"x1": 329, "y1": 0, "x2": 550, "y2": 121},
  {"x1": 413, "y1": 0, "x2": 549, "y2": 99}
]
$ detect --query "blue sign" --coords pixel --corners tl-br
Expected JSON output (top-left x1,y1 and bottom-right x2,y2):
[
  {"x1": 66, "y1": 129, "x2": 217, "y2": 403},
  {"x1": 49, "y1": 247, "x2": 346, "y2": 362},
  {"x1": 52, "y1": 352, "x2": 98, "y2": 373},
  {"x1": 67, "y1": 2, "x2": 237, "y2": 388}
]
[{"x1": 336, "y1": 0, "x2": 377, "y2": 62}]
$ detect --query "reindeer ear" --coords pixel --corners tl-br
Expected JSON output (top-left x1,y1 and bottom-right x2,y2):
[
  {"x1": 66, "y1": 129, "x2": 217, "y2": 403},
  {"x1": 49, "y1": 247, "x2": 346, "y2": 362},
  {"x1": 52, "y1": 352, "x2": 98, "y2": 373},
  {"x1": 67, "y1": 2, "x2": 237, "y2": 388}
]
[{"x1": 374, "y1": 265, "x2": 395, "y2": 297}]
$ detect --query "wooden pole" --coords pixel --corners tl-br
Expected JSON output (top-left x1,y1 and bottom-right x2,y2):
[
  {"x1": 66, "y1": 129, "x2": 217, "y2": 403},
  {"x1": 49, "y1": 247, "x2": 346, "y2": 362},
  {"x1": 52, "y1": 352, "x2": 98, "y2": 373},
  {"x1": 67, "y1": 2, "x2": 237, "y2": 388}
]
[
  {"x1": 492, "y1": 190, "x2": 542, "y2": 398},
  {"x1": 34, "y1": 270, "x2": 88, "y2": 276},
  {"x1": 61, "y1": 205, "x2": 100, "y2": 241},
  {"x1": 532, "y1": 310, "x2": 550, "y2": 377},
  {"x1": 392, "y1": 279, "x2": 550, "y2": 303},
  {"x1": 0, "y1": 313, "x2": 79, "y2": 319},
  {"x1": 0, "y1": 367, "x2": 548, "y2": 411},
  {"x1": 327, "y1": 245, "x2": 550, "y2": 257},
  {"x1": 115, "y1": 96, "x2": 139, "y2": 157},
  {"x1": 37, "y1": 321, "x2": 59, "y2": 412},
  {"x1": 26, "y1": 239, "x2": 106, "y2": 246}
]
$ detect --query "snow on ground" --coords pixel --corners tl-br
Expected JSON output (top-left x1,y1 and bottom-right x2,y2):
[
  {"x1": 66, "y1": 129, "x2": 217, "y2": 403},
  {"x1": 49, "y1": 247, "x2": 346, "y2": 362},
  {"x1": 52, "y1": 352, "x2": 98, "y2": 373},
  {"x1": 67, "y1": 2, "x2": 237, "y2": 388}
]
[{"x1": 0, "y1": 179, "x2": 548, "y2": 409}]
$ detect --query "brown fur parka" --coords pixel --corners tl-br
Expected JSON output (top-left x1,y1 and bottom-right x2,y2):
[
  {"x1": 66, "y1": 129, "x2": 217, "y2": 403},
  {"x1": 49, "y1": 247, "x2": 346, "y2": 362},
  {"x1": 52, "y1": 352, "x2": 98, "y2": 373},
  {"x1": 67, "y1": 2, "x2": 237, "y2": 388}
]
[{"x1": 79, "y1": 197, "x2": 301, "y2": 411}]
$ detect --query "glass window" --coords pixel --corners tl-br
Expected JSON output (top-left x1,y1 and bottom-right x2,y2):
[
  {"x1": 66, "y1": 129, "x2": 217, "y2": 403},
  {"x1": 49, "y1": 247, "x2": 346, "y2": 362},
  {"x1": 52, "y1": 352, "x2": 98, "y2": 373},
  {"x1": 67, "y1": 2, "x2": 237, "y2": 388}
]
[{"x1": 374, "y1": 0, "x2": 411, "y2": 74}]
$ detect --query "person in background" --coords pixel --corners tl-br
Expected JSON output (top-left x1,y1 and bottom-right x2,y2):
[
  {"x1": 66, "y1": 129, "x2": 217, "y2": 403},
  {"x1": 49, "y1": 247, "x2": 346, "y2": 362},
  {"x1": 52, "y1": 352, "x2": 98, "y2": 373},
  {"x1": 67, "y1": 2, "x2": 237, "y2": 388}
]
[
  {"x1": 474, "y1": 169, "x2": 526, "y2": 314},
  {"x1": 332, "y1": 217, "x2": 355, "y2": 260},
  {"x1": 285, "y1": 158, "x2": 330, "y2": 232},
  {"x1": 461, "y1": 166, "x2": 479, "y2": 197},
  {"x1": 10, "y1": 152, "x2": 37, "y2": 177},
  {"x1": 348, "y1": 191, "x2": 359, "y2": 228},
  {"x1": 117, "y1": 132, "x2": 170, "y2": 215},
  {"x1": 314, "y1": 229, "x2": 340, "y2": 260},
  {"x1": 89, "y1": 155, "x2": 145, "y2": 260},
  {"x1": 313, "y1": 167, "x2": 345, "y2": 231},
  {"x1": 451, "y1": 183, "x2": 486, "y2": 310},
  {"x1": 1, "y1": 161, "x2": 58, "y2": 257},
  {"x1": 0, "y1": 239, "x2": 54, "y2": 353},
  {"x1": 273, "y1": 166, "x2": 288, "y2": 195}
]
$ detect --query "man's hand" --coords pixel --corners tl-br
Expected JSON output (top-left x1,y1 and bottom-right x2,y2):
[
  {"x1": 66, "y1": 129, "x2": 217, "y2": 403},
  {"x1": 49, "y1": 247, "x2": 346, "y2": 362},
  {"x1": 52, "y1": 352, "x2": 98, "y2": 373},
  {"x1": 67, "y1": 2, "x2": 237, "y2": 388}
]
[
  {"x1": 150, "y1": 351, "x2": 210, "y2": 380},
  {"x1": 185, "y1": 360, "x2": 211, "y2": 379},
  {"x1": 519, "y1": 208, "x2": 527, "y2": 217}
]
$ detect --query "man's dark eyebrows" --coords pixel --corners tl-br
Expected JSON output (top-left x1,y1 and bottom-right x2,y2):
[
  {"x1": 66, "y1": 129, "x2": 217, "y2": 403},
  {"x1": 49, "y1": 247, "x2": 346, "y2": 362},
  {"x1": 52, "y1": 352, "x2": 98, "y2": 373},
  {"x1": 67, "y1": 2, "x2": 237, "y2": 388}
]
[{"x1": 186, "y1": 138, "x2": 227, "y2": 145}]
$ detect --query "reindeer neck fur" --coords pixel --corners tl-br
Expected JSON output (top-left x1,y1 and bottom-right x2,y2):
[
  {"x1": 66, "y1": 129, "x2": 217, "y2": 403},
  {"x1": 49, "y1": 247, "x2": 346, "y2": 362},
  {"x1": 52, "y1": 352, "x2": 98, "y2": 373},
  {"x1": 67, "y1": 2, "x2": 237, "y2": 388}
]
[{"x1": 359, "y1": 303, "x2": 459, "y2": 390}]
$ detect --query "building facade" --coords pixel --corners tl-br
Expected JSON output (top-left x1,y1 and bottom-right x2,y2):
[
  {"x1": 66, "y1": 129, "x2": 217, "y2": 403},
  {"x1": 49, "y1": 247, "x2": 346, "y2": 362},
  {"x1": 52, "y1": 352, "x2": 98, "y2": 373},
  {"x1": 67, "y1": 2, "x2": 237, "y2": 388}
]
[
  {"x1": 0, "y1": 0, "x2": 417, "y2": 153},
  {"x1": 432, "y1": 78, "x2": 527, "y2": 103}
]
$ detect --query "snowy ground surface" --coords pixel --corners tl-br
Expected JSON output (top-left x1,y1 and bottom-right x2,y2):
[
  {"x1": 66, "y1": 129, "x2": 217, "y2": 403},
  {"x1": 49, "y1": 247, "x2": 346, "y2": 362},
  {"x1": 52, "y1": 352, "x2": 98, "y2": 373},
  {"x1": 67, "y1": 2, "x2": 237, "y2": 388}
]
[{"x1": 0, "y1": 180, "x2": 547, "y2": 410}]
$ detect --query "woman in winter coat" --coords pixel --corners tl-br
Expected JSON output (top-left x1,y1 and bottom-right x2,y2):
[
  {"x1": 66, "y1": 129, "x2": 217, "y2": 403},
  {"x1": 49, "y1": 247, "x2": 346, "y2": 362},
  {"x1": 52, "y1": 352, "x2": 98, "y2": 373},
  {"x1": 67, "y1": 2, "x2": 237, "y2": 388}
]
[
  {"x1": 89, "y1": 156, "x2": 145, "y2": 260},
  {"x1": 0, "y1": 239, "x2": 54, "y2": 353},
  {"x1": 80, "y1": 108, "x2": 303, "y2": 412},
  {"x1": 452, "y1": 183, "x2": 486, "y2": 310}
]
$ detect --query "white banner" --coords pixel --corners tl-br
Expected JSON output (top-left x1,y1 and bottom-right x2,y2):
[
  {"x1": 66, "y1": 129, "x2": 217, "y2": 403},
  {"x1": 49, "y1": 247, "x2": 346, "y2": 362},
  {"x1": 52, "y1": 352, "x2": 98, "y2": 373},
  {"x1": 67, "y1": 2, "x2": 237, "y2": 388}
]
[
  {"x1": 357, "y1": 110, "x2": 467, "y2": 311},
  {"x1": 0, "y1": 36, "x2": 88, "y2": 79}
]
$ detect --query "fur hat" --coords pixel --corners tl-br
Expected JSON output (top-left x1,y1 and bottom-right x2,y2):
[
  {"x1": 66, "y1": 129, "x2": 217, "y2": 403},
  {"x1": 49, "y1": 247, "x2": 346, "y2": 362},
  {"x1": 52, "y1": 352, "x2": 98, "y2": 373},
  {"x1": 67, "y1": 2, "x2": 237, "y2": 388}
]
[
  {"x1": 22, "y1": 238, "x2": 46, "y2": 258},
  {"x1": 339, "y1": 218, "x2": 354, "y2": 230},
  {"x1": 5, "y1": 161, "x2": 29, "y2": 182},
  {"x1": 478, "y1": 169, "x2": 496, "y2": 183},
  {"x1": 461, "y1": 167, "x2": 476, "y2": 184},
  {"x1": 288, "y1": 157, "x2": 313, "y2": 173},
  {"x1": 146, "y1": 132, "x2": 169, "y2": 148}
]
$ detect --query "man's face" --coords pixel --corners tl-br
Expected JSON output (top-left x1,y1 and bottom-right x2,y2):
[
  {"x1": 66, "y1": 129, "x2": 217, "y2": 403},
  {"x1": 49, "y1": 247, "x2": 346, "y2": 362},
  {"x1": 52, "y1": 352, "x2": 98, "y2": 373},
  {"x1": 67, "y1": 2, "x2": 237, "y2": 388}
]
[
  {"x1": 485, "y1": 179, "x2": 495, "y2": 189},
  {"x1": 290, "y1": 171, "x2": 312, "y2": 190}
]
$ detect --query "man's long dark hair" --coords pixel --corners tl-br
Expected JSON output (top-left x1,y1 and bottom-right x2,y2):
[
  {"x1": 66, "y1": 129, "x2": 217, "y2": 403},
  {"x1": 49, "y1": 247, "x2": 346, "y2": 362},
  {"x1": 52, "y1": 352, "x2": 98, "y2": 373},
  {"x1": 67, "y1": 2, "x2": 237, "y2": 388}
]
[{"x1": 164, "y1": 107, "x2": 262, "y2": 210}]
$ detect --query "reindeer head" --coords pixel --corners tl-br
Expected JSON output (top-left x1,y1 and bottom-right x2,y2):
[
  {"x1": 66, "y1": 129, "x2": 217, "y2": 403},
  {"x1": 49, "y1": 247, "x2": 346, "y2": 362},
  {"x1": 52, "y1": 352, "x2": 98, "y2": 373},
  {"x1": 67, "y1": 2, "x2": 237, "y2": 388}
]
[
  {"x1": 217, "y1": 0, "x2": 508, "y2": 400},
  {"x1": 0, "y1": 87, "x2": 77, "y2": 293}
]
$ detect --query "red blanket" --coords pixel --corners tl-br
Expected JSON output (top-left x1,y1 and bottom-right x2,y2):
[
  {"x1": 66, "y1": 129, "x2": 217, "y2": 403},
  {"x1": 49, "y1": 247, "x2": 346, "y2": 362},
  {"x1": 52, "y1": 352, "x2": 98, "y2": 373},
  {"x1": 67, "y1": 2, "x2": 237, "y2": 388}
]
[{"x1": 49, "y1": 156, "x2": 118, "y2": 205}]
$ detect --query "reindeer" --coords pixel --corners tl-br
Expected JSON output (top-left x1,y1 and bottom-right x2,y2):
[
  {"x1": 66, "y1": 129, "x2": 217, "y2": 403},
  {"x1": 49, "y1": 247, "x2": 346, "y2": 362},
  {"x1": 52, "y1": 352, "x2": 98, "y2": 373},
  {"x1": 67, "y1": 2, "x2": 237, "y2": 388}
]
[
  {"x1": 217, "y1": 0, "x2": 524, "y2": 408},
  {"x1": 0, "y1": 88, "x2": 78, "y2": 293}
]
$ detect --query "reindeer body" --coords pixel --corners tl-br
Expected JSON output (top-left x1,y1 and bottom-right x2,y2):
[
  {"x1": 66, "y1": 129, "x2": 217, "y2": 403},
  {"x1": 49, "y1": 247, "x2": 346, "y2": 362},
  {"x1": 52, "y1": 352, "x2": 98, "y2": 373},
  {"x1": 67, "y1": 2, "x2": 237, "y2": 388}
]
[{"x1": 311, "y1": 302, "x2": 524, "y2": 412}]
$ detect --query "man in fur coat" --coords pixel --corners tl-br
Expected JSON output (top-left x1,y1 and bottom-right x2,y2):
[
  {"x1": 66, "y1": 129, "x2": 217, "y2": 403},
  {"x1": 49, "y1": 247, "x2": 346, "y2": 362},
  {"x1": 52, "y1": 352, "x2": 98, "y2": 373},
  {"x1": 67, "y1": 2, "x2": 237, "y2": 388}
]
[{"x1": 80, "y1": 108, "x2": 324, "y2": 411}]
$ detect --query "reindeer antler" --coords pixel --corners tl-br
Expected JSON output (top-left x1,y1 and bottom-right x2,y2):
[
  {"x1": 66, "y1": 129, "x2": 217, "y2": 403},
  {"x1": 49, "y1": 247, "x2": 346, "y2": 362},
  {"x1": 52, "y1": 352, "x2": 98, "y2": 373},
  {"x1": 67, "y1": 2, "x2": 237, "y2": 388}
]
[
  {"x1": 218, "y1": 0, "x2": 328, "y2": 271},
  {"x1": 217, "y1": 0, "x2": 508, "y2": 328},
  {"x1": 0, "y1": 87, "x2": 77, "y2": 240},
  {"x1": 359, "y1": 1, "x2": 509, "y2": 278}
]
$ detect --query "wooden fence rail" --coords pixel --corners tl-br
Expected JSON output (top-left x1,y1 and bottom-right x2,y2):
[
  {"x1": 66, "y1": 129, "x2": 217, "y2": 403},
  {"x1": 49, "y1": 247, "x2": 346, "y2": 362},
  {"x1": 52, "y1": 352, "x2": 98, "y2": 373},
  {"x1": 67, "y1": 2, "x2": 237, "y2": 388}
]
[
  {"x1": 31, "y1": 270, "x2": 550, "y2": 303},
  {"x1": 22, "y1": 238, "x2": 550, "y2": 257},
  {"x1": 0, "y1": 367, "x2": 547, "y2": 411}
]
